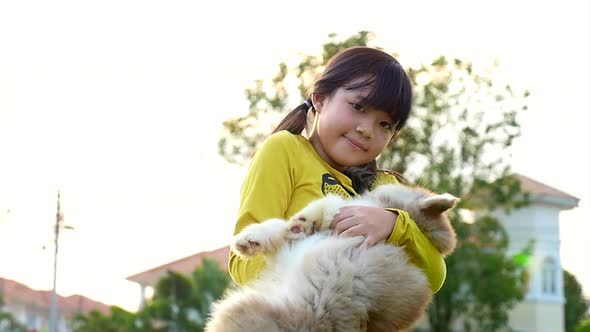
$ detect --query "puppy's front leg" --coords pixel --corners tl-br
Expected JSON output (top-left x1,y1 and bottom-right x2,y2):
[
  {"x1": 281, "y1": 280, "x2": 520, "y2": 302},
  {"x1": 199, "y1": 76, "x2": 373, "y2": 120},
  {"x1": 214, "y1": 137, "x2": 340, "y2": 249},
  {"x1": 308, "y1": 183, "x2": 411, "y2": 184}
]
[
  {"x1": 231, "y1": 218, "x2": 289, "y2": 258},
  {"x1": 285, "y1": 195, "x2": 345, "y2": 240}
]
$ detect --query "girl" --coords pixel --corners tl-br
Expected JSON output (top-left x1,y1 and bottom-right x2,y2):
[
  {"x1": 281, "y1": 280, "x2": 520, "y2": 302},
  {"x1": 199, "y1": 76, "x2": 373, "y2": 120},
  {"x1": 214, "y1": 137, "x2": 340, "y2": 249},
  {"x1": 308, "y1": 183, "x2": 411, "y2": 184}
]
[{"x1": 229, "y1": 46, "x2": 446, "y2": 296}]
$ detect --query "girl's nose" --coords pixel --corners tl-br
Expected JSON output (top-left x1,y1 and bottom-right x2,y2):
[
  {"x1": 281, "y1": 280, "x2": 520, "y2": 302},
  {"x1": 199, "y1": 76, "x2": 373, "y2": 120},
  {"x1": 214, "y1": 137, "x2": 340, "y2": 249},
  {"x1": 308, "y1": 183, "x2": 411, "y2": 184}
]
[{"x1": 355, "y1": 120, "x2": 374, "y2": 139}]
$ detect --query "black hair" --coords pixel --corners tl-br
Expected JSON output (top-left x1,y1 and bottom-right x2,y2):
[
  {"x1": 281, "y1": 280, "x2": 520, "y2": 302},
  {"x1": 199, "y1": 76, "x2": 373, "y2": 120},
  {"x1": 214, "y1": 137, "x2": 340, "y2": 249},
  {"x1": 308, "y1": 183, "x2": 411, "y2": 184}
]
[{"x1": 272, "y1": 47, "x2": 413, "y2": 193}]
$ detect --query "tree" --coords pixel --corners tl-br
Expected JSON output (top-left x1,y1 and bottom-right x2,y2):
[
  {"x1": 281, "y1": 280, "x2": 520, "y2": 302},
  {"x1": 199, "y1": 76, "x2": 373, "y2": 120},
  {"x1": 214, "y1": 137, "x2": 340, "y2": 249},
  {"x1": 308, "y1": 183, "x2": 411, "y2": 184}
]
[
  {"x1": 0, "y1": 295, "x2": 27, "y2": 332},
  {"x1": 564, "y1": 269, "x2": 589, "y2": 332},
  {"x1": 577, "y1": 319, "x2": 590, "y2": 332},
  {"x1": 73, "y1": 259, "x2": 232, "y2": 332},
  {"x1": 72, "y1": 306, "x2": 135, "y2": 332},
  {"x1": 135, "y1": 258, "x2": 232, "y2": 332},
  {"x1": 0, "y1": 312, "x2": 27, "y2": 332},
  {"x1": 217, "y1": 31, "x2": 530, "y2": 331},
  {"x1": 191, "y1": 259, "x2": 233, "y2": 324},
  {"x1": 135, "y1": 270, "x2": 198, "y2": 331}
]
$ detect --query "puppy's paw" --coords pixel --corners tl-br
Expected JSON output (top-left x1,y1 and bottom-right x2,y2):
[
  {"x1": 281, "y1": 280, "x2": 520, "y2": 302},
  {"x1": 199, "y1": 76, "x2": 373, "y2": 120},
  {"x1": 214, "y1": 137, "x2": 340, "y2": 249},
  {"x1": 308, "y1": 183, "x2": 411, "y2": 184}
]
[
  {"x1": 232, "y1": 232, "x2": 264, "y2": 257},
  {"x1": 285, "y1": 215, "x2": 317, "y2": 240},
  {"x1": 286, "y1": 195, "x2": 344, "y2": 239},
  {"x1": 231, "y1": 218, "x2": 286, "y2": 257}
]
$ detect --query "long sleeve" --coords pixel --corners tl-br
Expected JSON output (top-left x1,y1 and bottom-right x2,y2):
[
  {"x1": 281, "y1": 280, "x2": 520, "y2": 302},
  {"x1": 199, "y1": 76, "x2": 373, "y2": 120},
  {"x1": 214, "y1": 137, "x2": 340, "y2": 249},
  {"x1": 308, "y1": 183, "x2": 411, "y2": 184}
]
[
  {"x1": 376, "y1": 172, "x2": 447, "y2": 292},
  {"x1": 386, "y1": 209, "x2": 447, "y2": 292},
  {"x1": 229, "y1": 132, "x2": 296, "y2": 286}
]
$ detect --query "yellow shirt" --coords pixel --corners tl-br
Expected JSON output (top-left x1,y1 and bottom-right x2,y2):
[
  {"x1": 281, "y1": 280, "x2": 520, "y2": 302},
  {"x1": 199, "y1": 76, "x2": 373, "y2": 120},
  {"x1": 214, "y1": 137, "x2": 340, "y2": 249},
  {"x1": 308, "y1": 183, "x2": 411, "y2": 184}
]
[{"x1": 229, "y1": 130, "x2": 447, "y2": 292}]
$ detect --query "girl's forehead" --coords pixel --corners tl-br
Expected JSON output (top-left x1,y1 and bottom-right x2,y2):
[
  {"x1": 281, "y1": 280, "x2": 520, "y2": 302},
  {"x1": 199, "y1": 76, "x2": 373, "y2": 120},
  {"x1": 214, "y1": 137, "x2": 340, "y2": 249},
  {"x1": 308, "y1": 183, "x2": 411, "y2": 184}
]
[
  {"x1": 341, "y1": 76, "x2": 374, "y2": 96},
  {"x1": 340, "y1": 85, "x2": 372, "y2": 98},
  {"x1": 338, "y1": 87, "x2": 392, "y2": 118}
]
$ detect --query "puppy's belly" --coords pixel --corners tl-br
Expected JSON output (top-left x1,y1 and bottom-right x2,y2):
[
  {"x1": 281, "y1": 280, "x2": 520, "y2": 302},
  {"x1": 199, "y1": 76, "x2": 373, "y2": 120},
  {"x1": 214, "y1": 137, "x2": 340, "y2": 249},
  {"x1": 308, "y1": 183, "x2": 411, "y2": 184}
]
[{"x1": 263, "y1": 233, "x2": 363, "y2": 287}]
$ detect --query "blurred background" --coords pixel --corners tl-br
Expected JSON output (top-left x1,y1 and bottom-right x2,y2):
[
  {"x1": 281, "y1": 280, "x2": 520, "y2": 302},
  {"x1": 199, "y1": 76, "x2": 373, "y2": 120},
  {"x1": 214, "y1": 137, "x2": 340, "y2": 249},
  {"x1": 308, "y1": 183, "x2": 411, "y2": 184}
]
[{"x1": 1, "y1": 0, "x2": 588, "y2": 331}]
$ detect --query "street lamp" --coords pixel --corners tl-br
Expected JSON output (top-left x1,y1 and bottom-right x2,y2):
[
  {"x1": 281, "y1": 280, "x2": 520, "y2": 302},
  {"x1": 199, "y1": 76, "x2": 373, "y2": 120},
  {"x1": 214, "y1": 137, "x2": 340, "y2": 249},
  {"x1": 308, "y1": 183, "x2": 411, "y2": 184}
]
[{"x1": 49, "y1": 191, "x2": 73, "y2": 332}]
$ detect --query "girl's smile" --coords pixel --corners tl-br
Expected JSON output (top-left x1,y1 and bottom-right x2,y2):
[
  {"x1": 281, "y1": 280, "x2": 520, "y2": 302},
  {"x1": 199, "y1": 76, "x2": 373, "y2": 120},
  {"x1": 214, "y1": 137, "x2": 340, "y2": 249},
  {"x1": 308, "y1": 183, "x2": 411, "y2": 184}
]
[{"x1": 343, "y1": 135, "x2": 368, "y2": 151}]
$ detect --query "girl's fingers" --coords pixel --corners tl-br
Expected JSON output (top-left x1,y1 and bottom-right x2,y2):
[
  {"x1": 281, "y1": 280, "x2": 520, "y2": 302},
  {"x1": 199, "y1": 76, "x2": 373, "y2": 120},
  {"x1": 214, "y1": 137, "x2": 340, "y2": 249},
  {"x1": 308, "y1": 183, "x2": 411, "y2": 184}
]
[
  {"x1": 339, "y1": 223, "x2": 365, "y2": 237},
  {"x1": 333, "y1": 218, "x2": 357, "y2": 235},
  {"x1": 330, "y1": 209, "x2": 355, "y2": 229}
]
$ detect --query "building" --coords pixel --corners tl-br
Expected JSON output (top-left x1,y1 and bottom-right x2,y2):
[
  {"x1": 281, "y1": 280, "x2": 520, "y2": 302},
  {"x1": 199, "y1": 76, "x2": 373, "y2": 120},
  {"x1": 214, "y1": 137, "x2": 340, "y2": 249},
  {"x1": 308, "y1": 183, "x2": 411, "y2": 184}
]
[
  {"x1": 127, "y1": 174, "x2": 580, "y2": 332},
  {"x1": 494, "y1": 174, "x2": 579, "y2": 332},
  {"x1": 0, "y1": 277, "x2": 110, "y2": 332},
  {"x1": 126, "y1": 246, "x2": 229, "y2": 309}
]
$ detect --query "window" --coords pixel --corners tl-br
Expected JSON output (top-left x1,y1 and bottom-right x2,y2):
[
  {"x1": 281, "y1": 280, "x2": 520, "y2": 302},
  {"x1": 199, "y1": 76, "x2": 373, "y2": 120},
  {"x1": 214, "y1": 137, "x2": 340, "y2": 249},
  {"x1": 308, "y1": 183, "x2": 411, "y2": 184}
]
[
  {"x1": 541, "y1": 257, "x2": 557, "y2": 295},
  {"x1": 25, "y1": 307, "x2": 37, "y2": 329}
]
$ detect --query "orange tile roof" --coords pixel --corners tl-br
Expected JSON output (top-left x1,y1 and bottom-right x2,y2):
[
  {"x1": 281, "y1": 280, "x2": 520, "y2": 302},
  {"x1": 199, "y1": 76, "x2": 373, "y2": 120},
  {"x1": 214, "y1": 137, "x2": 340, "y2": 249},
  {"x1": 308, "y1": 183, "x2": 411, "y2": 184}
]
[
  {"x1": 126, "y1": 246, "x2": 230, "y2": 287},
  {"x1": 514, "y1": 173, "x2": 579, "y2": 201},
  {"x1": 0, "y1": 277, "x2": 110, "y2": 315}
]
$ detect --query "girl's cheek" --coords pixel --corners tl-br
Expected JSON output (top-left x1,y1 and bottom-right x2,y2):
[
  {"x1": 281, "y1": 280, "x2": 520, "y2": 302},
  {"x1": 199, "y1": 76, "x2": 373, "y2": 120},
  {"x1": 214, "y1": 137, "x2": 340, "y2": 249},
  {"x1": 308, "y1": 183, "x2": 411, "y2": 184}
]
[{"x1": 379, "y1": 138, "x2": 392, "y2": 151}]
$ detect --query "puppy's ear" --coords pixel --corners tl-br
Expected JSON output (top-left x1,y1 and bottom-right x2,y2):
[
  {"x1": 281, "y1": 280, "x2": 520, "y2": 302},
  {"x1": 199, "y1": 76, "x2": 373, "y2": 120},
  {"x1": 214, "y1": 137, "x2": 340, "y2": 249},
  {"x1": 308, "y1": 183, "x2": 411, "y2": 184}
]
[{"x1": 418, "y1": 193, "x2": 459, "y2": 215}]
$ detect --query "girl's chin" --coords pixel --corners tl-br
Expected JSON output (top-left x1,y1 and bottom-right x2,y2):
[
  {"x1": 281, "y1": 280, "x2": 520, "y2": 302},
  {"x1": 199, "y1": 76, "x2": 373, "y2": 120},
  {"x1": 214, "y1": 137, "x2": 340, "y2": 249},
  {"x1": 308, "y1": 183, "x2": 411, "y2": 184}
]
[{"x1": 330, "y1": 158, "x2": 371, "y2": 171}]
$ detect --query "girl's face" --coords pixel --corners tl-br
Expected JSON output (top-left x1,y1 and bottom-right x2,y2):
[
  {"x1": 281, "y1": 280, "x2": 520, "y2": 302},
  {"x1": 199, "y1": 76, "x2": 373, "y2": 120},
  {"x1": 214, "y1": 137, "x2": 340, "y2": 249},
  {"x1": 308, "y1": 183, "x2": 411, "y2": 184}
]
[{"x1": 310, "y1": 81, "x2": 395, "y2": 171}]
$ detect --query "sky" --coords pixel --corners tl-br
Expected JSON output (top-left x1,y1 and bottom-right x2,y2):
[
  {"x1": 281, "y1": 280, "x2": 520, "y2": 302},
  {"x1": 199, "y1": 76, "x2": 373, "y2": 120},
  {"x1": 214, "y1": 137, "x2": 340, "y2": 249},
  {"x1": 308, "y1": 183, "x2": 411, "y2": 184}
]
[{"x1": 0, "y1": 0, "x2": 589, "y2": 312}]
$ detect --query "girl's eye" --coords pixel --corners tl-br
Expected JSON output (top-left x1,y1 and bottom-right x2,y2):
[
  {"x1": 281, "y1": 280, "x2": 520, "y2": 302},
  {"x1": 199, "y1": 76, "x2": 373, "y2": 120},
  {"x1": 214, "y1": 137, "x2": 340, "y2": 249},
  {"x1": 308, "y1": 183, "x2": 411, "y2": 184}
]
[
  {"x1": 350, "y1": 103, "x2": 365, "y2": 112},
  {"x1": 380, "y1": 121, "x2": 392, "y2": 130}
]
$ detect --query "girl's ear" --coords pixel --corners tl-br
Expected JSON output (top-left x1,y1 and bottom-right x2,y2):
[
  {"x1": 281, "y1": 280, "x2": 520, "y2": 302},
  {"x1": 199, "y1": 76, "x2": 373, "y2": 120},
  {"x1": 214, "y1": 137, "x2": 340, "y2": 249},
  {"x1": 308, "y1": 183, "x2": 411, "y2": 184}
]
[{"x1": 312, "y1": 93, "x2": 326, "y2": 113}]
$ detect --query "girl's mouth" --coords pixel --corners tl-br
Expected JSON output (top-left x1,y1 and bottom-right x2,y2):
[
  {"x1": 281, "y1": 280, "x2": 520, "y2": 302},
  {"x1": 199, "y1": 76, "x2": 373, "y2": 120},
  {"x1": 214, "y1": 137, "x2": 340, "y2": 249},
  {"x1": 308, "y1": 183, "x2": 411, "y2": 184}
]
[{"x1": 344, "y1": 136, "x2": 367, "y2": 151}]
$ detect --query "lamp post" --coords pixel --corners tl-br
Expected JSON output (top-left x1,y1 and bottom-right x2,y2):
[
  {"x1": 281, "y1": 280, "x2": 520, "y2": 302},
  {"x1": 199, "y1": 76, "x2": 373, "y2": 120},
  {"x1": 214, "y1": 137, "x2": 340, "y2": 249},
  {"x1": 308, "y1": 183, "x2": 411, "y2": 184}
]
[{"x1": 49, "y1": 191, "x2": 72, "y2": 332}]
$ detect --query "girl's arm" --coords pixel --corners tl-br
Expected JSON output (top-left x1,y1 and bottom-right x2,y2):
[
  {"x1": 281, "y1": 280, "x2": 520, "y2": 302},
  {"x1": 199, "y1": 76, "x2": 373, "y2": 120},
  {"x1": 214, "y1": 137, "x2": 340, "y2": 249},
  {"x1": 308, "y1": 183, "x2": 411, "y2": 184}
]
[
  {"x1": 386, "y1": 209, "x2": 447, "y2": 292},
  {"x1": 229, "y1": 132, "x2": 295, "y2": 286},
  {"x1": 377, "y1": 173, "x2": 446, "y2": 292}
]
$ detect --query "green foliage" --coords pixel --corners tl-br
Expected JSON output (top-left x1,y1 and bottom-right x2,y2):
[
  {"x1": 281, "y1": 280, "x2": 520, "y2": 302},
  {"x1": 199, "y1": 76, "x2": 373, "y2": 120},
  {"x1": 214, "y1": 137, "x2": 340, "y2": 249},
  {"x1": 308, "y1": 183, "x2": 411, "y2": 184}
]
[
  {"x1": 191, "y1": 259, "x2": 232, "y2": 322},
  {"x1": 0, "y1": 312, "x2": 27, "y2": 332},
  {"x1": 564, "y1": 270, "x2": 589, "y2": 332},
  {"x1": 136, "y1": 271, "x2": 201, "y2": 331},
  {"x1": 72, "y1": 306, "x2": 135, "y2": 332},
  {"x1": 218, "y1": 31, "x2": 531, "y2": 331},
  {"x1": 135, "y1": 259, "x2": 232, "y2": 332},
  {"x1": 73, "y1": 259, "x2": 232, "y2": 332},
  {"x1": 576, "y1": 319, "x2": 590, "y2": 332},
  {"x1": 0, "y1": 295, "x2": 27, "y2": 332}
]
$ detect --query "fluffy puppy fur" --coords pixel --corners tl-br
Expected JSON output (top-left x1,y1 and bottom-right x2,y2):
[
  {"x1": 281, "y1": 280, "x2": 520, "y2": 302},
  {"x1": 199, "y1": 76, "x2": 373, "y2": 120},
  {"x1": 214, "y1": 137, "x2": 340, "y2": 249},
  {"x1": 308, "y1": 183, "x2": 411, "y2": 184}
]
[{"x1": 205, "y1": 184, "x2": 459, "y2": 332}]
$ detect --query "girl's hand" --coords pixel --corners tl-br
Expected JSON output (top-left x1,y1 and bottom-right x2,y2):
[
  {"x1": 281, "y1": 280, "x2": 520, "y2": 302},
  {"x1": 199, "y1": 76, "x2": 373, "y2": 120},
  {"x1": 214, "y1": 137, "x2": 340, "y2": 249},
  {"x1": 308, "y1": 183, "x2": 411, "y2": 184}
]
[{"x1": 329, "y1": 206, "x2": 398, "y2": 247}]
